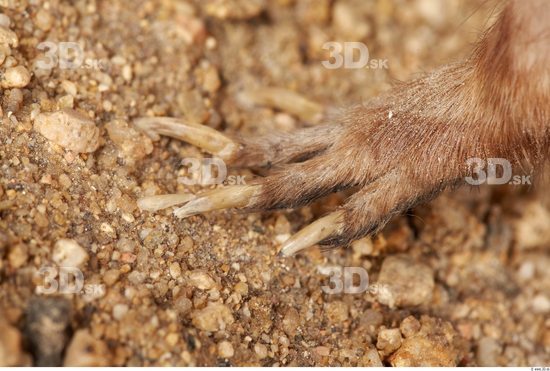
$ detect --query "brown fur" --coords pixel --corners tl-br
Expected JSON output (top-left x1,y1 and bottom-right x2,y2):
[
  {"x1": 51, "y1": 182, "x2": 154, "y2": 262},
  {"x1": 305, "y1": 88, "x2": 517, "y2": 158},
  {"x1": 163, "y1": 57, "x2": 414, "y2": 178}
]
[{"x1": 227, "y1": 0, "x2": 550, "y2": 247}]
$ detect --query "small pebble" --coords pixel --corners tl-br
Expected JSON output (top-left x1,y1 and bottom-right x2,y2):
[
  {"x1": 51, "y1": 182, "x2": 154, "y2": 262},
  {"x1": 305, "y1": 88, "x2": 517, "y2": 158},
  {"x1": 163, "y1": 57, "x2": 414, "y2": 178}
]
[
  {"x1": 314, "y1": 346, "x2": 330, "y2": 357},
  {"x1": 187, "y1": 270, "x2": 216, "y2": 290},
  {"x1": 63, "y1": 330, "x2": 110, "y2": 366},
  {"x1": 217, "y1": 341, "x2": 234, "y2": 358},
  {"x1": 61, "y1": 80, "x2": 77, "y2": 96},
  {"x1": 2, "y1": 66, "x2": 30, "y2": 88},
  {"x1": 376, "y1": 328, "x2": 402, "y2": 355},
  {"x1": 0, "y1": 317, "x2": 24, "y2": 366},
  {"x1": 390, "y1": 317, "x2": 459, "y2": 366},
  {"x1": 102, "y1": 269, "x2": 120, "y2": 286},
  {"x1": 233, "y1": 282, "x2": 248, "y2": 296},
  {"x1": 169, "y1": 262, "x2": 182, "y2": 279},
  {"x1": 174, "y1": 295, "x2": 192, "y2": 316},
  {"x1": 191, "y1": 302, "x2": 234, "y2": 332},
  {"x1": 476, "y1": 337, "x2": 501, "y2": 366},
  {"x1": 8, "y1": 243, "x2": 28, "y2": 269},
  {"x1": 52, "y1": 239, "x2": 88, "y2": 268},
  {"x1": 282, "y1": 307, "x2": 300, "y2": 337},
  {"x1": 400, "y1": 315, "x2": 421, "y2": 338},
  {"x1": 165, "y1": 333, "x2": 179, "y2": 347},
  {"x1": 324, "y1": 301, "x2": 349, "y2": 323},
  {"x1": 34, "y1": 109, "x2": 100, "y2": 153},
  {"x1": 0, "y1": 14, "x2": 10, "y2": 28},
  {"x1": 377, "y1": 254, "x2": 434, "y2": 308},
  {"x1": 105, "y1": 119, "x2": 153, "y2": 163},
  {"x1": 254, "y1": 343, "x2": 268, "y2": 359},
  {"x1": 0, "y1": 26, "x2": 17, "y2": 47},
  {"x1": 35, "y1": 9, "x2": 54, "y2": 31},
  {"x1": 532, "y1": 294, "x2": 550, "y2": 314},
  {"x1": 112, "y1": 304, "x2": 129, "y2": 320}
]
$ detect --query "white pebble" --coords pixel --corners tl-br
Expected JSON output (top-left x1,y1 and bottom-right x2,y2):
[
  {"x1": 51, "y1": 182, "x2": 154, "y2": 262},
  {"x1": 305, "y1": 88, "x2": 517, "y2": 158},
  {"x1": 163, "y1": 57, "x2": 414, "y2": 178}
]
[
  {"x1": 191, "y1": 302, "x2": 234, "y2": 332},
  {"x1": 0, "y1": 14, "x2": 11, "y2": 28},
  {"x1": 532, "y1": 294, "x2": 550, "y2": 314},
  {"x1": 34, "y1": 109, "x2": 99, "y2": 153},
  {"x1": 188, "y1": 270, "x2": 216, "y2": 290},
  {"x1": 112, "y1": 303, "x2": 129, "y2": 320},
  {"x1": 217, "y1": 341, "x2": 234, "y2": 358},
  {"x1": 0, "y1": 26, "x2": 17, "y2": 47},
  {"x1": 52, "y1": 238, "x2": 88, "y2": 268},
  {"x1": 2, "y1": 66, "x2": 30, "y2": 88},
  {"x1": 169, "y1": 262, "x2": 182, "y2": 279}
]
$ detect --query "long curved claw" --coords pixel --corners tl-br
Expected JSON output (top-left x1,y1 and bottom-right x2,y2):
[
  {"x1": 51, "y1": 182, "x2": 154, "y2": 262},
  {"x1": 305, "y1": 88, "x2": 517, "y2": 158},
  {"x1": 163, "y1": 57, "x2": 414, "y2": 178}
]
[
  {"x1": 278, "y1": 210, "x2": 345, "y2": 257},
  {"x1": 137, "y1": 193, "x2": 197, "y2": 212},
  {"x1": 133, "y1": 117, "x2": 240, "y2": 160},
  {"x1": 241, "y1": 87, "x2": 324, "y2": 123},
  {"x1": 173, "y1": 185, "x2": 261, "y2": 219}
]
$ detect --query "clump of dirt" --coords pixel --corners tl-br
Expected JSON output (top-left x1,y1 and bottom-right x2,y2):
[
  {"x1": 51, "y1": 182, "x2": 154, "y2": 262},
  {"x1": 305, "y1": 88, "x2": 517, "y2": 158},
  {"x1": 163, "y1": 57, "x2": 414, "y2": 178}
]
[{"x1": 0, "y1": 0, "x2": 548, "y2": 366}]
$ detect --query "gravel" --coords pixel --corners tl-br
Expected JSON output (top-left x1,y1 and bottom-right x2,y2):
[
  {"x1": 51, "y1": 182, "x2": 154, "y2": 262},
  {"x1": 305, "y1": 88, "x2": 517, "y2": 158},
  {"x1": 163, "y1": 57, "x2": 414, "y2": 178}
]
[
  {"x1": 2, "y1": 65, "x2": 30, "y2": 88},
  {"x1": 0, "y1": 0, "x2": 548, "y2": 366},
  {"x1": 52, "y1": 238, "x2": 89, "y2": 268},
  {"x1": 33, "y1": 109, "x2": 100, "y2": 153},
  {"x1": 377, "y1": 254, "x2": 435, "y2": 308},
  {"x1": 24, "y1": 297, "x2": 72, "y2": 367}
]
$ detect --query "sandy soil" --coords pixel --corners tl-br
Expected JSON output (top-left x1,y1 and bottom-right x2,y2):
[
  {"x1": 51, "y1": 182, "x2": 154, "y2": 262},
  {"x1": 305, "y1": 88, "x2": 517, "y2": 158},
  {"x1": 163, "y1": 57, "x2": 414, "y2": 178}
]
[{"x1": 0, "y1": 0, "x2": 549, "y2": 366}]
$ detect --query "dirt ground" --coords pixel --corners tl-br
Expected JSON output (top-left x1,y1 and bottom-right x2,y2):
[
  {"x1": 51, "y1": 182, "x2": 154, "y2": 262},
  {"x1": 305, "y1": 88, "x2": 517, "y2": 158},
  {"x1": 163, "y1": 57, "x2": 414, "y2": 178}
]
[{"x1": 0, "y1": 0, "x2": 549, "y2": 366}]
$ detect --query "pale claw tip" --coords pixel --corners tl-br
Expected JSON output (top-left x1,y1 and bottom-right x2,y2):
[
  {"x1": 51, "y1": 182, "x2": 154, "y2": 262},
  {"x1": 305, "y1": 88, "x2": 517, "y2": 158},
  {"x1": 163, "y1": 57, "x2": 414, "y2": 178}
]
[
  {"x1": 173, "y1": 185, "x2": 261, "y2": 219},
  {"x1": 278, "y1": 211, "x2": 344, "y2": 257},
  {"x1": 137, "y1": 194, "x2": 196, "y2": 212}
]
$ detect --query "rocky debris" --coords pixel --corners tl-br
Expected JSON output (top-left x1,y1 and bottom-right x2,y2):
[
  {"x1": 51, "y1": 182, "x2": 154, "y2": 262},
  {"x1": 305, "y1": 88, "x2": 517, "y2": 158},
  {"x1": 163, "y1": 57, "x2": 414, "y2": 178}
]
[
  {"x1": 400, "y1": 315, "x2": 421, "y2": 338},
  {"x1": 34, "y1": 9, "x2": 54, "y2": 31},
  {"x1": 377, "y1": 254, "x2": 435, "y2": 308},
  {"x1": 7, "y1": 242, "x2": 27, "y2": 269},
  {"x1": 0, "y1": 317, "x2": 26, "y2": 366},
  {"x1": 0, "y1": 0, "x2": 547, "y2": 366},
  {"x1": 105, "y1": 119, "x2": 153, "y2": 164},
  {"x1": 52, "y1": 239, "x2": 89, "y2": 268},
  {"x1": 324, "y1": 301, "x2": 349, "y2": 323},
  {"x1": 191, "y1": 302, "x2": 234, "y2": 332},
  {"x1": 476, "y1": 337, "x2": 501, "y2": 366},
  {"x1": 24, "y1": 297, "x2": 72, "y2": 366},
  {"x1": 63, "y1": 330, "x2": 111, "y2": 366},
  {"x1": 282, "y1": 307, "x2": 300, "y2": 337},
  {"x1": 33, "y1": 109, "x2": 100, "y2": 153},
  {"x1": 333, "y1": 1, "x2": 370, "y2": 40},
  {"x1": 376, "y1": 328, "x2": 402, "y2": 355},
  {"x1": 112, "y1": 304, "x2": 129, "y2": 320},
  {"x1": 532, "y1": 294, "x2": 550, "y2": 314},
  {"x1": 362, "y1": 346, "x2": 384, "y2": 366},
  {"x1": 2, "y1": 65, "x2": 30, "y2": 88},
  {"x1": 203, "y1": 0, "x2": 266, "y2": 20},
  {"x1": 187, "y1": 270, "x2": 217, "y2": 290},
  {"x1": 513, "y1": 202, "x2": 550, "y2": 249},
  {"x1": 0, "y1": 25, "x2": 18, "y2": 47},
  {"x1": 254, "y1": 342, "x2": 268, "y2": 359},
  {"x1": 217, "y1": 341, "x2": 234, "y2": 359},
  {"x1": 389, "y1": 316, "x2": 462, "y2": 366}
]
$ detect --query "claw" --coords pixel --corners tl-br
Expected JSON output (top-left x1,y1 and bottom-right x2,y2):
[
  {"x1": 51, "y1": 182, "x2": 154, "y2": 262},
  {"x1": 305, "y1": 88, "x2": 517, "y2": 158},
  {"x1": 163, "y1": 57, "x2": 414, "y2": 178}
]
[
  {"x1": 173, "y1": 185, "x2": 261, "y2": 219},
  {"x1": 278, "y1": 210, "x2": 344, "y2": 257},
  {"x1": 137, "y1": 193, "x2": 196, "y2": 212},
  {"x1": 241, "y1": 87, "x2": 324, "y2": 123},
  {"x1": 133, "y1": 117, "x2": 240, "y2": 160}
]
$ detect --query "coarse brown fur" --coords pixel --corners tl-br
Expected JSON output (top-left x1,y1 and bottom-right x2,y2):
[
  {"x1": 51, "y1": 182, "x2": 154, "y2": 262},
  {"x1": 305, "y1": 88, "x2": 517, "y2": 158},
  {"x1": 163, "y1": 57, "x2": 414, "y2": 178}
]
[{"x1": 225, "y1": 0, "x2": 549, "y2": 247}]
